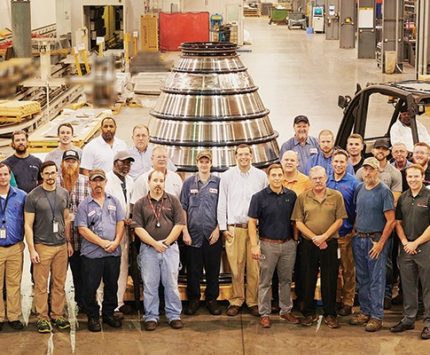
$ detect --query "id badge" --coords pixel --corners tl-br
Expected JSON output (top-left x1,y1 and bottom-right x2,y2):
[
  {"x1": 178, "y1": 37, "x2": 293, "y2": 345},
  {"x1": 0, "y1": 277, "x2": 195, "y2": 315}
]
[
  {"x1": 53, "y1": 221, "x2": 59, "y2": 233},
  {"x1": 0, "y1": 227, "x2": 6, "y2": 239}
]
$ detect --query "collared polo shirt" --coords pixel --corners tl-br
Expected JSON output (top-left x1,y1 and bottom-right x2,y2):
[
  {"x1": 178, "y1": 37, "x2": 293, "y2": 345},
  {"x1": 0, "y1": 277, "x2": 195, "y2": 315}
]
[
  {"x1": 327, "y1": 173, "x2": 359, "y2": 236},
  {"x1": 283, "y1": 171, "x2": 312, "y2": 196},
  {"x1": 305, "y1": 152, "x2": 355, "y2": 177},
  {"x1": 0, "y1": 186, "x2": 26, "y2": 246},
  {"x1": 292, "y1": 188, "x2": 347, "y2": 239},
  {"x1": 248, "y1": 187, "x2": 296, "y2": 241},
  {"x1": 180, "y1": 174, "x2": 220, "y2": 248},
  {"x1": 279, "y1": 136, "x2": 319, "y2": 173},
  {"x1": 75, "y1": 193, "x2": 125, "y2": 258},
  {"x1": 132, "y1": 192, "x2": 185, "y2": 241},
  {"x1": 396, "y1": 186, "x2": 430, "y2": 241}
]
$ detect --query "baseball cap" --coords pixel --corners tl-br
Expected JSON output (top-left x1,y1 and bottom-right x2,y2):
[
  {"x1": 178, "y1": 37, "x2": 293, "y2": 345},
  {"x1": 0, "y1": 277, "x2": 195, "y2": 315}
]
[
  {"x1": 362, "y1": 157, "x2": 379, "y2": 170},
  {"x1": 196, "y1": 150, "x2": 212, "y2": 161},
  {"x1": 62, "y1": 149, "x2": 80, "y2": 161},
  {"x1": 89, "y1": 169, "x2": 106, "y2": 181},
  {"x1": 113, "y1": 151, "x2": 135, "y2": 162},
  {"x1": 293, "y1": 115, "x2": 310, "y2": 125},
  {"x1": 373, "y1": 139, "x2": 390, "y2": 149}
]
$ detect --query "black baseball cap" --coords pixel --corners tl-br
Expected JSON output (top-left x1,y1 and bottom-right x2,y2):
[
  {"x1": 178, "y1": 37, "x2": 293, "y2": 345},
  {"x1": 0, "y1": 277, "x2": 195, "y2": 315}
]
[
  {"x1": 373, "y1": 139, "x2": 390, "y2": 149},
  {"x1": 62, "y1": 149, "x2": 80, "y2": 161},
  {"x1": 293, "y1": 115, "x2": 309, "y2": 124}
]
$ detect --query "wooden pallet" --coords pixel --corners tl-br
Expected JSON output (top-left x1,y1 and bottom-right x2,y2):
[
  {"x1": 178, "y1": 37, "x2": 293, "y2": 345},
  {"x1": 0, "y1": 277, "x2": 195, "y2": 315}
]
[
  {"x1": 0, "y1": 100, "x2": 41, "y2": 124},
  {"x1": 0, "y1": 113, "x2": 35, "y2": 124}
]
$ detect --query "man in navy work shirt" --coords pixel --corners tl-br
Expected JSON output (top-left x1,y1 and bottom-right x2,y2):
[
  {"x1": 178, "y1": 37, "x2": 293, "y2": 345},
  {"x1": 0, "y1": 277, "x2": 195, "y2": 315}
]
[
  {"x1": 248, "y1": 164, "x2": 299, "y2": 328},
  {"x1": 76, "y1": 169, "x2": 125, "y2": 332},
  {"x1": 181, "y1": 150, "x2": 222, "y2": 316},
  {"x1": 0, "y1": 163, "x2": 26, "y2": 331}
]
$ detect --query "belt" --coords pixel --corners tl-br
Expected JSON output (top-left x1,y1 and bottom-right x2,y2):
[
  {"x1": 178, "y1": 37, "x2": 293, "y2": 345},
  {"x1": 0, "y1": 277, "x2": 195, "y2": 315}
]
[
  {"x1": 357, "y1": 232, "x2": 382, "y2": 238},
  {"x1": 260, "y1": 237, "x2": 289, "y2": 244},
  {"x1": 228, "y1": 223, "x2": 248, "y2": 229}
]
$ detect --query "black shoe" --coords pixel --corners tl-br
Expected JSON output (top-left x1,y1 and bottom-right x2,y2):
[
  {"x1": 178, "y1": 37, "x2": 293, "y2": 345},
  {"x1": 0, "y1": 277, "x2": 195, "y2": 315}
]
[
  {"x1": 383, "y1": 297, "x2": 392, "y2": 310},
  {"x1": 390, "y1": 321, "x2": 414, "y2": 333},
  {"x1": 185, "y1": 300, "x2": 200, "y2": 315},
  {"x1": 9, "y1": 320, "x2": 24, "y2": 330},
  {"x1": 118, "y1": 304, "x2": 134, "y2": 315},
  {"x1": 144, "y1": 320, "x2": 157, "y2": 331},
  {"x1": 206, "y1": 300, "x2": 222, "y2": 315},
  {"x1": 103, "y1": 316, "x2": 122, "y2": 328},
  {"x1": 88, "y1": 318, "x2": 101, "y2": 332},
  {"x1": 421, "y1": 327, "x2": 430, "y2": 340},
  {"x1": 169, "y1": 319, "x2": 184, "y2": 329}
]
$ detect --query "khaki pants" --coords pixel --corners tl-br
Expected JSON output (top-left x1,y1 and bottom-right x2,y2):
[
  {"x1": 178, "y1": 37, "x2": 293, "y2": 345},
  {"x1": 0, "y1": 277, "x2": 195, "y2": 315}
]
[
  {"x1": 225, "y1": 226, "x2": 259, "y2": 307},
  {"x1": 0, "y1": 242, "x2": 24, "y2": 322},
  {"x1": 34, "y1": 244, "x2": 68, "y2": 320},
  {"x1": 336, "y1": 233, "x2": 356, "y2": 307}
]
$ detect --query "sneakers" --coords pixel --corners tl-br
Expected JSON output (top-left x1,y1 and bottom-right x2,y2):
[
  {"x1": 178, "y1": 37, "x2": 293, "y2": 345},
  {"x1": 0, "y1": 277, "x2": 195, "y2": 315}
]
[
  {"x1": 36, "y1": 319, "x2": 52, "y2": 333},
  {"x1": 52, "y1": 317, "x2": 70, "y2": 330},
  {"x1": 279, "y1": 312, "x2": 300, "y2": 324},
  {"x1": 260, "y1": 316, "x2": 271, "y2": 328},
  {"x1": 365, "y1": 318, "x2": 383, "y2": 332},
  {"x1": 349, "y1": 313, "x2": 370, "y2": 326},
  {"x1": 324, "y1": 315, "x2": 340, "y2": 329}
]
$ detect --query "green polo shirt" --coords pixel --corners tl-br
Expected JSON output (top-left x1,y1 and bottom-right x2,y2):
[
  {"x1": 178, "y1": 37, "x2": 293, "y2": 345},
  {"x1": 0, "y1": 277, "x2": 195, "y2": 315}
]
[{"x1": 292, "y1": 188, "x2": 347, "y2": 239}]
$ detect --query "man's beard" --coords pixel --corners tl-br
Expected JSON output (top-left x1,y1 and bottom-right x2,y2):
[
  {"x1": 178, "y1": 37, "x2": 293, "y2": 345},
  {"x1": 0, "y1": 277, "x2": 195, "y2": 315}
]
[{"x1": 62, "y1": 165, "x2": 79, "y2": 192}]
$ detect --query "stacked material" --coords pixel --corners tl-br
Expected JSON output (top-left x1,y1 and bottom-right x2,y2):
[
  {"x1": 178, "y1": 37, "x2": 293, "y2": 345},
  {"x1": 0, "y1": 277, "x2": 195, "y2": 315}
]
[{"x1": 0, "y1": 100, "x2": 41, "y2": 123}]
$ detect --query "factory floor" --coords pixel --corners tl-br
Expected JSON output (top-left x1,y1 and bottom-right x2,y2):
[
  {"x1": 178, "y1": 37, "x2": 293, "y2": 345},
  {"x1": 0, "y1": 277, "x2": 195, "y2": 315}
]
[{"x1": 1, "y1": 17, "x2": 427, "y2": 355}]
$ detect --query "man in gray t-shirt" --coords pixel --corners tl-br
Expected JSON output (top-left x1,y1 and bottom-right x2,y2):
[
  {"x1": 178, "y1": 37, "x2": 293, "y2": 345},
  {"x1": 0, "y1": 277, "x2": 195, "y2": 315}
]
[{"x1": 24, "y1": 161, "x2": 72, "y2": 333}]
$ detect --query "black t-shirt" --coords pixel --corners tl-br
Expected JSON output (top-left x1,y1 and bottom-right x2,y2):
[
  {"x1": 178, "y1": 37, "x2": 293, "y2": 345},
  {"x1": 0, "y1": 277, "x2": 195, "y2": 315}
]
[
  {"x1": 3, "y1": 155, "x2": 42, "y2": 193},
  {"x1": 248, "y1": 187, "x2": 297, "y2": 241},
  {"x1": 353, "y1": 157, "x2": 364, "y2": 173}
]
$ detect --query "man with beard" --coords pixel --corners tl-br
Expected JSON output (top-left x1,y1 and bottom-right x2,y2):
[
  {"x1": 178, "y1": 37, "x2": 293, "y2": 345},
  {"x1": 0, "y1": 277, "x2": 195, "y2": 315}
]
[
  {"x1": 350, "y1": 157, "x2": 396, "y2": 332},
  {"x1": 390, "y1": 104, "x2": 430, "y2": 152},
  {"x1": 304, "y1": 129, "x2": 354, "y2": 176},
  {"x1": 105, "y1": 151, "x2": 135, "y2": 315},
  {"x1": 127, "y1": 125, "x2": 176, "y2": 181},
  {"x1": 133, "y1": 170, "x2": 185, "y2": 331},
  {"x1": 45, "y1": 123, "x2": 82, "y2": 169},
  {"x1": 346, "y1": 134, "x2": 365, "y2": 173},
  {"x1": 80, "y1": 117, "x2": 127, "y2": 176},
  {"x1": 292, "y1": 166, "x2": 346, "y2": 329},
  {"x1": 57, "y1": 150, "x2": 90, "y2": 312},
  {"x1": 403, "y1": 142, "x2": 430, "y2": 187},
  {"x1": 24, "y1": 161, "x2": 73, "y2": 333},
  {"x1": 2, "y1": 130, "x2": 42, "y2": 193},
  {"x1": 76, "y1": 169, "x2": 125, "y2": 332},
  {"x1": 279, "y1": 116, "x2": 319, "y2": 173}
]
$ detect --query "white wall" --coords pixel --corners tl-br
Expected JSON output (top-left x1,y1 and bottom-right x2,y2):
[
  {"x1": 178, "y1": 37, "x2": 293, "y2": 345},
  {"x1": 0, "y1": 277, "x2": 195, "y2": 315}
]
[{"x1": 0, "y1": 0, "x2": 55, "y2": 30}]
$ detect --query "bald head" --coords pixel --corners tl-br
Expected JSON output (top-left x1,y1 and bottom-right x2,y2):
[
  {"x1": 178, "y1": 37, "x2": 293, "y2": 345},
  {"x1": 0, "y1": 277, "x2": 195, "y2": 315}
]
[{"x1": 281, "y1": 150, "x2": 299, "y2": 173}]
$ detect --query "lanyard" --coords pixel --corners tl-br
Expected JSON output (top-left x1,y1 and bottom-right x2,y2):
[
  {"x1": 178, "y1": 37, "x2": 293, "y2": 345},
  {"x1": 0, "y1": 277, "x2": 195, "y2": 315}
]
[
  {"x1": 43, "y1": 188, "x2": 57, "y2": 222},
  {"x1": 0, "y1": 189, "x2": 11, "y2": 225},
  {"x1": 147, "y1": 195, "x2": 163, "y2": 227}
]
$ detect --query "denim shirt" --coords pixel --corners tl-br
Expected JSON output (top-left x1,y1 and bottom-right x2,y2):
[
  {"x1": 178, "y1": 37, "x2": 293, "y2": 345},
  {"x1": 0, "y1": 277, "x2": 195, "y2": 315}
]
[
  {"x1": 180, "y1": 174, "x2": 220, "y2": 248},
  {"x1": 0, "y1": 186, "x2": 26, "y2": 246}
]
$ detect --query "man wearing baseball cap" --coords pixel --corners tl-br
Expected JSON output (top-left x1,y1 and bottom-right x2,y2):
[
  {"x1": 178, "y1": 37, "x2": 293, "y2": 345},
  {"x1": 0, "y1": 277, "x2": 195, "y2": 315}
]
[
  {"x1": 75, "y1": 169, "x2": 126, "y2": 332},
  {"x1": 279, "y1": 115, "x2": 319, "y2": 173},
  {"x1": 350, "y1": 157, "x2": 396, "y2": 332},
  {"x1": 180, "y1": 150, "x2": 222, "y2": 316},
  {"x1": 105, "y1": 151, "x2": 135, "y2": 315}
]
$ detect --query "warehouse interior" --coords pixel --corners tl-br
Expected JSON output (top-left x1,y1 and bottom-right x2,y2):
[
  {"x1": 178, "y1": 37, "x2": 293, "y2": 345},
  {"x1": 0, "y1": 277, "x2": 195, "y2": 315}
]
[{"x1": 0, "y1": 1, "x2": 430, "y2": 354}]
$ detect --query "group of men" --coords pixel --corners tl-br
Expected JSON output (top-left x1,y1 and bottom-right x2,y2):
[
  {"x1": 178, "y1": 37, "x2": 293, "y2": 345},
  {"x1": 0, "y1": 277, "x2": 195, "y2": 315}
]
[{"x1": 0, "y1": 112, "x2": 429, "y2": 340}]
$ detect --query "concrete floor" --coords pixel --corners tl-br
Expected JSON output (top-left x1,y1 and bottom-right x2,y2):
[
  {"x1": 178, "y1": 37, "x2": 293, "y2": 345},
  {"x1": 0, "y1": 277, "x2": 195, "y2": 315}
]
[{"x1": 1, "y1": 17, "x2": 429, "y2": 354}]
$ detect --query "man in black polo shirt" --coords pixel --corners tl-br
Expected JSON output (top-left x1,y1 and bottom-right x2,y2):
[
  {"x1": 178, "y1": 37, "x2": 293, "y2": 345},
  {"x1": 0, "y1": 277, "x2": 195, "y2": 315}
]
[
  {"x1": 249, "y1": 164, "x2": 299, "y2": 328},
  {"x1": 391, "y1": 164, "x2": 430, "y2": 340}
]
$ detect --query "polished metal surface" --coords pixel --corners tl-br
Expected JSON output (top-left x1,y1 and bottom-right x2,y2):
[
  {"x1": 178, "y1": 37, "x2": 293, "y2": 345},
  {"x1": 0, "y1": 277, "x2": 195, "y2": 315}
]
[
  {"x1": 149, "y1": 116, "x2": 275, "y2": 144},
  {"x1": 163, "y1": 71, "x2": 257, "y2": 94},
  {"x1": 152, "y1": 92, "x2": 269, "y2": 120},
  {"x1": 174, "y1": 55, "x2": 246, "y2": 73}
]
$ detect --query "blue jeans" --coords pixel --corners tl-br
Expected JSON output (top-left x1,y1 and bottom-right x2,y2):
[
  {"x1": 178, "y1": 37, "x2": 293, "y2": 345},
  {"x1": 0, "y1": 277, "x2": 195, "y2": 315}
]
[
  {"x1": 352, "y1": 235, "x2": 388, "y2": 320},
  {"x1": 139, "y1": 242, "x2": 182, "y2": 322}
]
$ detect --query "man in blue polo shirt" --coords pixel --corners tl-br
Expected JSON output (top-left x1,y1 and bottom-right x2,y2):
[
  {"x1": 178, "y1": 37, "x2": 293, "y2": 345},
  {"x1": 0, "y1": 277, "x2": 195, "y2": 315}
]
[
  {"x1": 181, "y1": 150, "x2": 222, "y2": 316},
  {"x1": 76, "y1": 169, "x2": 125, "y2": 332},
  {"x1": 0, "y1": 163, "x2": 26, "y2": 331},
  {"x1": 327, "y1": 149, "x2": 359, "y2": 316},
  {"x1": 249, "y1": 164, "x2": 299, "y2": 328}
]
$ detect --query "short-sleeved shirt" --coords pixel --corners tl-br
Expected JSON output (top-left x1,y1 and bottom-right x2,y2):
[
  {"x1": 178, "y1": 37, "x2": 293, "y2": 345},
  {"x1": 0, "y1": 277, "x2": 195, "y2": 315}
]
[
  {"x1": 0, "y1": 186, "x2": 26, "y2": 246},
  {"x1": 279, "y1": 136, "x2": 319, "y2": 173},
  {"x1": 180, "y1": 174, "x2": 220, "y2": 248},
  {"x1": 248, "y1": 187, "x2": 297, "y2": 241},
  {"x1": 45, "y1": 146, "x2": 82, "y2": 170},
  {"x1": 354, "y1": 182, "x2": 395, "y2": 233},
  {"x1": 292, "y1": 188, "x2": 347, "y2": 239},
  {"x1": 396, "y1": 187, "x2": 430, "y2": 241},
  {"x1": 283, "y1": 171, "x2": 312, "y2": 196},
  {"x1": 132, "y1": 192, "x2": 185, "y2": 242},
  {"x1": 25, "y1": 186, "x2": 70, "y2": 246},
  {"x1": 305, "y1": 152, "x2": 355, "y2": 177},
  {"x1": 327, "y1": 173, "x2": 359, "y2": 236},
  {"x1": 75, "y1": 193, "x2": 125, "y2": 258},
  {"x1": 356, "y1": 162, "x2": 402, "y2": 192},
  {"x1": 3, "y1": 155, "x2": 42, "y2": 193},
  {"x1": 401, "y1": 165, "x2": 430, "y2": 190}
]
